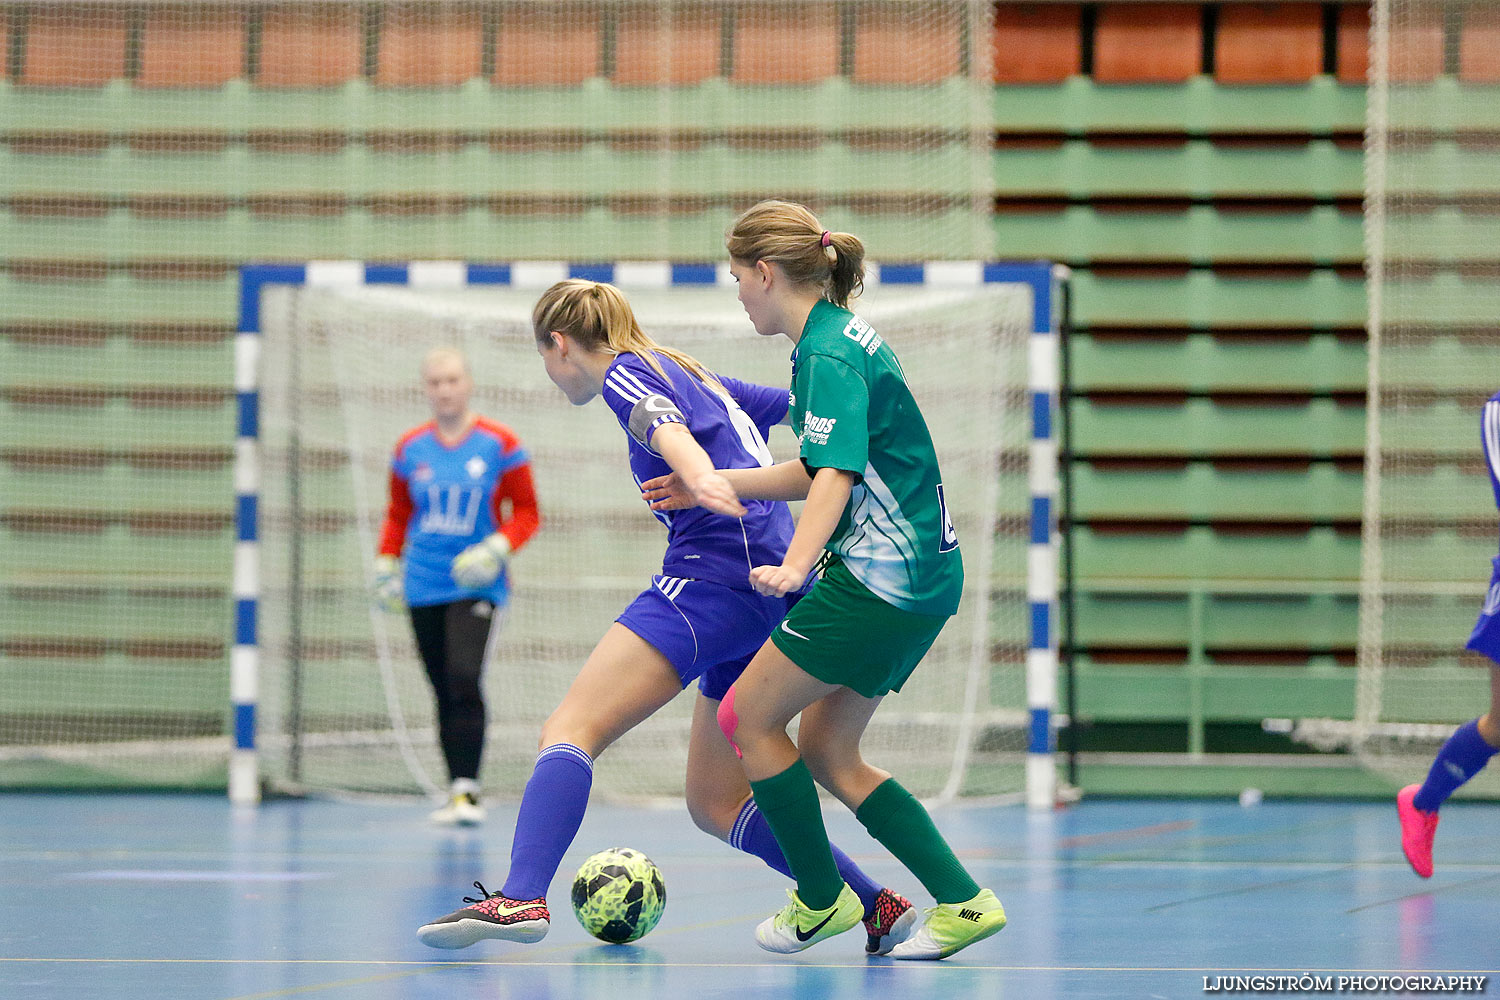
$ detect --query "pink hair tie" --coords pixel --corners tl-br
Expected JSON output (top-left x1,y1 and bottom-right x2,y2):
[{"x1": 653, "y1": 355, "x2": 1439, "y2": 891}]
[{"x1": 819, "y1": 230, "x2": 832, "y2": 248}]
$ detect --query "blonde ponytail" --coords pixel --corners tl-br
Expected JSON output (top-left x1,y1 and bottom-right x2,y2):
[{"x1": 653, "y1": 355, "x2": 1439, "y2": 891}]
[
  {"x1": 532, "y1": 279, "x2": 723, "y2": 392},
  {"x1": 725, "y1": 199, "x2": 865, "y2": 308}
]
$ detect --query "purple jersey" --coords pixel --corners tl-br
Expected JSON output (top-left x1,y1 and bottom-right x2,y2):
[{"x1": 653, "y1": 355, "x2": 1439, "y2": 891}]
[
  {"x1": 1483, "y1": 391, "x2": 1500, "y2": 512},
  {"x1": 600, "y1": 351, "x2": 802, "y2": 591},
  {"x1": 1465, "y1": 391, "x2": 1500, "y2": 662}
]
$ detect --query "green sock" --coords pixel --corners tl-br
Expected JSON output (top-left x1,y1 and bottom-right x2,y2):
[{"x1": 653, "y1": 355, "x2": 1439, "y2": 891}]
[
  {"x1": 749, "y1": 759, "x2": 845, "y2": 910},
  {"x1": 855, "y1": 778, "x2": 980, "y2": 904}
]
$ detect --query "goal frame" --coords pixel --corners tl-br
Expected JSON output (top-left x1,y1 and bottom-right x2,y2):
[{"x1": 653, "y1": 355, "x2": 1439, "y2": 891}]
[{"x1": 234, "y1": 260, "x2": 1063, "y2": 809}]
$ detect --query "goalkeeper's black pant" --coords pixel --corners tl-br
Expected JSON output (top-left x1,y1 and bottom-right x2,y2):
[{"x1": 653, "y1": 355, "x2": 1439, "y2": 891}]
[{"x1": 409, "y1": 598, "x2": 499, "y2": 782}]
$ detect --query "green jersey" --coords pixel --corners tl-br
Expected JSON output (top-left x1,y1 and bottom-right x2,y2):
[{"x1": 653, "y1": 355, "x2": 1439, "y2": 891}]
[{"x1": 788, "y1": 299, "x2": 963, "y2": 617}]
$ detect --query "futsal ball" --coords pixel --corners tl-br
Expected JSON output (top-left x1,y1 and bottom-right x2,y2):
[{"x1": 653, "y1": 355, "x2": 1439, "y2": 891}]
[{"x1": 570, "y1": 847, "x2": 666, "y2": 943}]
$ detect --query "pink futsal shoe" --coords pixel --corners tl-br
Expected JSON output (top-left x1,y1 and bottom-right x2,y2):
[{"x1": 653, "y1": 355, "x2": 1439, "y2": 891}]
[
  {"x1": 863, "y1": 888, "x2": 916, "y2": 955},
  {"x1": 1397, "y1": 783, "x2": 1439, "y2": 878},
  {"x1": 417, "y1": 882, "x2": 549, "y2": 949}
]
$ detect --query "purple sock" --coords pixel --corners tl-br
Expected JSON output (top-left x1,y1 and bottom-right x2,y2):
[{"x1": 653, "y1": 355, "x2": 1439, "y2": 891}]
[
  {"x1": 1414, "y1": 719, "x2": 1499, "y2": 812},
  {"x1": 729, "y1": 798, "x2": 883, "y2": 917},
  {"x1": 501, "y1": 743, "x2": 593, "y2": 900}
]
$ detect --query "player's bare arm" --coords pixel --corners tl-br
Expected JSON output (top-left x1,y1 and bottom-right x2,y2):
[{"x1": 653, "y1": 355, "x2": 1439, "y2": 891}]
[
  {"x1": 748, "y1": 467, "x2": 853, "y2": 598},
  {"x1": 649, "y1": 422, "x2": 747, "y2": 517},
  {"x1": 642, "y1": 459, "x2": 811, "y2": 510}
]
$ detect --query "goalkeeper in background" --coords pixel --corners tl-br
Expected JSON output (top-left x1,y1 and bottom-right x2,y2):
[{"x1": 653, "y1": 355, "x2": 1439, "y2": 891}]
[
  {"x1": 374, "y1": 346, "x2": 541, "y2": 826},
  {"x1": 1397, "y1": 389, "x2": 1500, "y2": 877}
]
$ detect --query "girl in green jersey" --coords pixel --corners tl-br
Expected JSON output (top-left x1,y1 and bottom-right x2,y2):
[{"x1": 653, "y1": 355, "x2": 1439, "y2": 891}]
[{"x1": 643, "y1": 200, "x2": 1006, "y2": 960}]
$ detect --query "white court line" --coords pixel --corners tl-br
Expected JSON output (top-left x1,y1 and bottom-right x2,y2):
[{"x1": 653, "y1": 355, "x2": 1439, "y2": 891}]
[
  {"x1": 0, "y1": 958, "x2": 1492, "y2": 974},
  {"x1": 11, "y1": 851, "x2": 1500, "y2": 873},
  {"x1": 62, "y1": 870, "x2": 331, "y2": 882}
]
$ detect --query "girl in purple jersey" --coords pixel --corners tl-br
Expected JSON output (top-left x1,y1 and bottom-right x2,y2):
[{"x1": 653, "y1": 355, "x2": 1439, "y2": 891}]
[
  {"x1": 1397, "y1": 390, "x2": 1500, "y2": 877},
  {"x1": 416, "y1": 279, "x2": 914, "y2": 954}
]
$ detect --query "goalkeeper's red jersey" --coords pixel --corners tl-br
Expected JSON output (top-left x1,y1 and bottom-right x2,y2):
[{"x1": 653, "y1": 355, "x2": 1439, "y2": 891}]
[{"x1": 378, "y1": 417, "x2": 539, "y2": 608}]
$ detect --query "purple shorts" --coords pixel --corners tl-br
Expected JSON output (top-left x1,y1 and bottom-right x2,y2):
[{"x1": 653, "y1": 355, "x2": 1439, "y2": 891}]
[
  {"x1": 1466, "y1": 556, "x2": 1500, "y2": 665},
  {"x1": 616, "y1": 575, "x2": 798, "y2": 700}
]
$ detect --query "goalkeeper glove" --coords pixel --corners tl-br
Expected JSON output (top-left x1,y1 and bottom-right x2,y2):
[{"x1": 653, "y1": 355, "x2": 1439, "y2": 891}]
[
  {"x1": 451, "y1": 533, "x2": 511, "y2": 590},
  {"x1": 373, "y1": 555, "x2": 404, "y2": 613}
]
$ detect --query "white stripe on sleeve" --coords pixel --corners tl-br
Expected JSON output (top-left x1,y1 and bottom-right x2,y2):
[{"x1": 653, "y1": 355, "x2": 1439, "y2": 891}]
[
  {"x1": 605, "y1": 373, "x2": 644, "y2": 403},
  {"x1": 1485, "y1": 401, "x2": 1500, "y2": 481},
  {"x1": 616, "y1": 367, "x2": 655, "y2": 397}
]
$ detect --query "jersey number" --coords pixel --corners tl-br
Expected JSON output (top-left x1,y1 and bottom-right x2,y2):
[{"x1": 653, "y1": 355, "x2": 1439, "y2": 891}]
[
  {"x1": 419, "y1": 484, "x2": 483, "y2": 536},
  {"x1": 723, "y1": 395, "x2": 774, "y2": 467},
  {"x1": 936, "y1": 483, "x2": 959, "y2": 553}
]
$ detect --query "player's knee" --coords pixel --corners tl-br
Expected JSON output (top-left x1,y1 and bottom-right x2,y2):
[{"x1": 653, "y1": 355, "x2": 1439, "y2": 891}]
[
  {"x1": 683, "y1": 792, "x2": 713, "y2": 835},
  {"x1": 716, "y1": 687, "x2": 743, "y2": 759},
  {"x1": 1479, "y1": 712, "x2": 1500, "y2": 748},
  {"x1": 800, "y1": 741, "x2": 834, "y2": 785},
  {"x1": 801, "y1": 738, "x2": 873, "y2": 797},
  {"x1": 683, "y1": 786, "x2": 734, "y2": 839},
  {"x1": 452, "y1": 684, "x2": 484, "y2": 714},
  {"x1": 538, "y1": 710, "x2": 586, "y2": 754},
  {"x1": 801, "y1": 739, "x2": 855, "y2": 791}
]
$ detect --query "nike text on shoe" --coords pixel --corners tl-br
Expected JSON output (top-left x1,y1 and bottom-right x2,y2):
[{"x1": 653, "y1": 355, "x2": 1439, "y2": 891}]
[
  {"x1": 416, "y1": 882, "x2": 549, "y2": 949},
  {"x1": 863, "y1": 887, "x2": 916, "y2": 956},
  {"x1": 1397, "y1": 783, "x2": 1440, "y2": 879},
  {"x1": 755, "y1": 884, "x2": 863, "y2": 954},
  {"x1": 888, "y1": 888, "x2": 1006, "y2": 961}
]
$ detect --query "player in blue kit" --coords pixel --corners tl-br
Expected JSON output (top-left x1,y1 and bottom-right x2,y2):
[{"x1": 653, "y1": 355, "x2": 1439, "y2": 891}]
[
  {"x1": 1397, "y1": 389, "x2": 1500, "y2": 877},
  {"x1": 416, "y1": 280, "x2": 914, "y2": 953},
  {"x1": 376, "y1": 347, "x2": 541, "y2": 826}
]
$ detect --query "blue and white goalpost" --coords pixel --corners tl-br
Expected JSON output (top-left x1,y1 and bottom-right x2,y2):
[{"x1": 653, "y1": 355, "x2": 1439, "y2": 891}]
[{"x1": 235, "y1": 261, "x2": 1063, "y2": 809}]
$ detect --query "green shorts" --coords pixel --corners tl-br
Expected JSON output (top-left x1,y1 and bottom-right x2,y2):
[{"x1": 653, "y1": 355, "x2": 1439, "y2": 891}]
[{"x1": 769, "y1": 559, "x2": 951, "y2": 698}]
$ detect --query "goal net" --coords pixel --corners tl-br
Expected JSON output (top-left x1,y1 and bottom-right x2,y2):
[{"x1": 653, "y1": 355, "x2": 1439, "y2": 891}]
[
  {"x1": 1, "y1": 0, "x2": 993, "y2": 260},
  {"x1": 254, "y1": 273, "x2": 1035, "y2": 801},
  {"x1": 1, "y1": 0, "x2": 999, "y2": 792},
  {"x1": 1355, "y1": 0, "x2": 1500, "y2": 793}
]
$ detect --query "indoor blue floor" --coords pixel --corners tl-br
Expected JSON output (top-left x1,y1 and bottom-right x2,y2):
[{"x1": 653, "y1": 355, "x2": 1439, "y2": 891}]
[{"x1": 1, "y1": 794, "x2": 1495, "y2": 999}]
